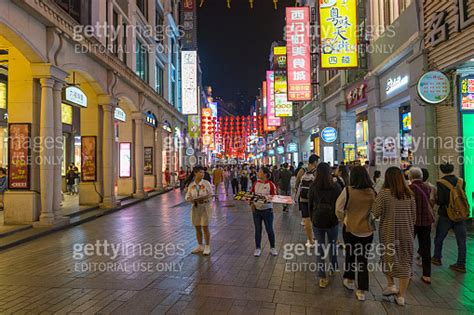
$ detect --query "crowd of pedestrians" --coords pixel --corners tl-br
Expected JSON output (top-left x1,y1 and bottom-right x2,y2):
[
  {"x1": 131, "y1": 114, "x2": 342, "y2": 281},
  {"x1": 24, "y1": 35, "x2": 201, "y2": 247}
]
[{"x1": 182, "y1": 155, "x2": 469, "y2": 307}]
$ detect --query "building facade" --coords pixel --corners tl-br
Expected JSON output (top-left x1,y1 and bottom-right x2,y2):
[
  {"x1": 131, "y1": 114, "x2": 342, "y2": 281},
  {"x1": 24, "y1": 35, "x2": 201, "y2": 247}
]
[{"x1": 0, "y1": 0, "x2": 186, "y2": 226}]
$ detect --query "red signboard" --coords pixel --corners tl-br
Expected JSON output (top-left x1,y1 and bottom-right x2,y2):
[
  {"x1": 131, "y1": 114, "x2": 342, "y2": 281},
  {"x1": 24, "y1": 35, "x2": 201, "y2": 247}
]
[
  {"x1": 286, "y1": 7, "x2": 312, "y2": 101},
  {"x1": 81, "y1": 136, "x2": 97, "y2": 182},
  {"x1": 8, "y1": 123, "x2": 30, "y2": 189},
  {"x1": 345, "y1": 82, "x2": 367, "y2": 109},
  {"x1": 266, "y1": 71, "x2": 281, "y2": 127}
]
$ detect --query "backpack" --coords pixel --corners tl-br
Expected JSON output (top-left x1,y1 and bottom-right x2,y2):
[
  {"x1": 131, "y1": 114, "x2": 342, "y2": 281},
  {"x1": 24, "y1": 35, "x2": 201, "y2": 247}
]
[
  {"x1": 298, "y1": 168, "x2": 317, "y2": 200},
  {"x1": 438, "y1": 178, "x2": 469, "y2": 222},
  {"x1": 311, "y1": 195, "x2": 337, "y2": 229}
]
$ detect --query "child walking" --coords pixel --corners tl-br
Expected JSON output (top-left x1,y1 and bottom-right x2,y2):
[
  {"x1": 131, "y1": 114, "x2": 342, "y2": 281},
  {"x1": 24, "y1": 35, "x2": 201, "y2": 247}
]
[{"x1": 250, "y1": 167, "x2": 278, "y2": 257}]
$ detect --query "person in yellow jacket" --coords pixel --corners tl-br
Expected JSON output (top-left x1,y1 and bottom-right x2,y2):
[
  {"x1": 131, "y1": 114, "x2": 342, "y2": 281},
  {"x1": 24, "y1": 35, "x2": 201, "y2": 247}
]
[{"x1": 212, "y1": 165, "x2": 223, "y2": 200}]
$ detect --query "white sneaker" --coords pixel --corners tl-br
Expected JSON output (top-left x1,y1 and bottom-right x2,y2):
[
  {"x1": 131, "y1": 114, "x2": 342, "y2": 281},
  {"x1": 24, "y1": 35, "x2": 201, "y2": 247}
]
[
  {"x1": 343, "y1": 278, "x2": 355, "y2": 290},
  {"x1": 356, "y1": 290, "x2": 366, "y2": 301},
  {"x1": 395, "y1": 296, "x2": 405, "y2": 306},
  {"x1": 203, "y1": 245, "x2": 211, "y2": 256},
  {"x1": 191, "y1": 246, "x2": 203, "y2": 254},
  {"x1": 270, "y1": 248, "x2": 278, "y2": 256},
  {"x1": 382, "y1": 285, "x2": 399, "y2": 296},
  {"x1": 305, "y1": 241, "x2": 315, "y2": 248},
  {"x1": 254, "y1": 249, "x2": 262, "y2": 257}
]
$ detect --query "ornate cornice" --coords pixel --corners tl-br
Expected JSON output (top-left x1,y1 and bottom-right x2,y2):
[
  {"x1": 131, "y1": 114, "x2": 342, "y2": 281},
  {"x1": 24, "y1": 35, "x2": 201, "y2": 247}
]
[{"x1": 18, "y1": 0, "x2": 185, "y2": 124}]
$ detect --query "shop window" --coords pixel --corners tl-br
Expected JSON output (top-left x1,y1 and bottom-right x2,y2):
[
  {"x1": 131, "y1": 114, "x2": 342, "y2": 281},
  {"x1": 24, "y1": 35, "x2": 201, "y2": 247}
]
[
  {"x1": 156, "y1": 10, "x2": 164, "y2": 45},
  {"x1": 54, "y1": 0, "x2": 91, "y2": 25},
  {"x1": 122, "y1": 23, "x2": 128, "y2": 65},
  {"x1": 136, "y1": 39, "x2": 149, "y2": 82},
  {"x1": 112, "y1": 11, "x2": 119, "y2": 56},
  {"x1": 155, "y1": 63, "x2": 164, "y2": 96}
]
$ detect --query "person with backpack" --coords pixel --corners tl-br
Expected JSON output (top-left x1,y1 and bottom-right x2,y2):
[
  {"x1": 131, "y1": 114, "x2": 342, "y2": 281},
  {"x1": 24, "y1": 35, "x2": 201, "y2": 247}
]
[
  {"x1": 432, "y1": 163, "x2": 468, "y2": 273},
  {"x1": 308, "y1": 162, "x2": 342, "y2": 288},
  {"x1": 335, "y1": 166, "x2": 376, "y2": 301},
  {"x1": 295, "y1": 154, "x2": 319, "y2": 247},
  {"x1": 409, "y1": 167, "x2": 434, "y2": 284}
]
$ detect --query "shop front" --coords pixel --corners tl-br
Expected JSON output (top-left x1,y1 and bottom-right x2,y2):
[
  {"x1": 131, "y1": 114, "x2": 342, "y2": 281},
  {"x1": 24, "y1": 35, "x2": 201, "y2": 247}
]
[
  {"x1": 345, "y1": 81, "x2": 368, "y2": 164},
  {"x1": 0, "y1": 67, "x2": 8, "y2": 168},
  {"x1": 144, "y1": 111, "x2": 157, "y2": 190}
]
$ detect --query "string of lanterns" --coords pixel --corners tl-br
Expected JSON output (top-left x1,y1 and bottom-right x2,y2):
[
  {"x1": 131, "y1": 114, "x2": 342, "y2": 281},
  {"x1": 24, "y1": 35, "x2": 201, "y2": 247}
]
[{"x1": 198, "y1": 0, "x2": 284, "y2": 9}]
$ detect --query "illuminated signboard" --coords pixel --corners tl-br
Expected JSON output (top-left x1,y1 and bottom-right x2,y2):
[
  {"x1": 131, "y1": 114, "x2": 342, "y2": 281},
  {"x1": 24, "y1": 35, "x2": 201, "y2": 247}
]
[
  {"x1": 119, "y1": 142, "x2": 131, "y2": 177},
  {"x1": 319, "y1": 0, "x2": 358, "y2": 69},
  {"x1": 114, "y1": 107, "x2": 126, "y2": 122},
  {"x1": 188, "y1": 115, "x2": 200, "y2": 139},
  {"x1": 276, "y1": 146, "x2": 285, "y2": 154},
  {"x1": 273, "y1": 46, "x2": 287, "y2": 71},
  {"x1": 63, "y1": 86, "x2": 87, "y2": 107},
  {"x1": 287, "y1": 143, "x2": 298, "y2": 153},
  {"x1": 61, "y1": 103, "x2": 73, "y2": 125},
  {"x1": 460, "y1": 75, "x2": 474, "y2": 111},
  {"x1": 401, "y1": 112, "x2": 412, "y2": 131},
  {"x1": 144, "y1": 112, "x2": 157, "y2": 128},
  {"x1": 181, "y1": 50, "x2": 198, "y2": 114},
  {"x1": 386, "y1": 75, "x2": 409, "y2": 96},
  {"x1": 201, "y1": 108, "x2": 213, "y2": 145},
  {"x1": 286, "y1": 7, "x2": 312, "y2": 101},
  {"x1": 275, "y1": 94, "x2": 293, "y2": 117},
  {"x1": 417, "y1": 71, "x2": 450, "y2": 104},
  {"x1": 321, "y1": 127, "x2": 337, "y2": 143},
  {"x1": 0, "y1": 81, "x2": 6, "y2": 109},
  {"x1": 266, "y1": 71, "x2": 281, "y2": 126}
]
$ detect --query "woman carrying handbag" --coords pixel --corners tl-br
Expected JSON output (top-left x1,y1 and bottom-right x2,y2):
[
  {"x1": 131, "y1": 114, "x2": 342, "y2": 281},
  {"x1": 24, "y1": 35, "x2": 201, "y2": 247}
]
[{"x1": 335, "y1": 166, "x2": 377, "y2": 301}]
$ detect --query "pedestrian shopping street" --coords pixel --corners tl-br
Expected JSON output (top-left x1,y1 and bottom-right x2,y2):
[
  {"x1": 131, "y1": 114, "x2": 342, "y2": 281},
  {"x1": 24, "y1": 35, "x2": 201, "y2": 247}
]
[{"x1": 0, "y1": 188, "x2": 472, "y2": 315}]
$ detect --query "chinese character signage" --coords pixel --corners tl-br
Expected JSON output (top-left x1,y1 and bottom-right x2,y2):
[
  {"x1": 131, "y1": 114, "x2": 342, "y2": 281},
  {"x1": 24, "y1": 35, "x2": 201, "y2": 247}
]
[
  {"x1": 286, "y1": 7, "x2": 312, "y2": 101},
  {"x1": 62, "y1": 86, "x2": 87, "y2": 108},
  {"x1": 417, "y1": 71, "x2": 450, "y2": 104},
  {"x1": 144, "y1": 147, "x2": 153, "y2": 175},
  {"x1": 346, "y1": 82, "x2": 367, "y2": 109},
  {"x1": 8, "y1": 123, "x2": 30, "y2": 189},
  {"x1": 81, "y1": 136, "x2": 97, "y2": 182},
  {"x1": 61, "y1": 103, "x2": 73, "y2": 125},
  {"x1": 275, "y1": 93, "x2": 293, "y2": 117},
  {"x1": 266, "y1": 71, "x2": 281, "y2": 126},
  {"x1": 119, "y1": 142, "x2": 131, "y2": 178},
  {"x1": 181, "y1": 50, "x2": 198, "y2": 115},
  {"x1": 460, "y1": 75, "x2": 474, "y2": 111},
  {"x1": 182, "y1": 0, "x2": 197, "y2": 49},
  {"x1": 319, "y1": 0, "x2": 358, "y2": 69}
]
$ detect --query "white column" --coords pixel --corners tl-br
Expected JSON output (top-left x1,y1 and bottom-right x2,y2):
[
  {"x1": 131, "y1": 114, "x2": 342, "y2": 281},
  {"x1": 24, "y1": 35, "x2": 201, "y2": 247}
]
[
  {"x1": 53, "y1": 81, "x2": 67, "y2": 220},
  {"x1": 38, "y1": 78, "x2": 55, "y2": 226},
  {"x1": 155, "y1": 127, "x2": 164, "y2": 190},
  {"x1": 100, "y1": 96, "x2": 119, "y2": 208},
  {"x1": 169, "y1": 125, "x2": 176, "y2": 187},
  {"x1": 133, "y1": 112, "x2": 146, "y2": 198}
]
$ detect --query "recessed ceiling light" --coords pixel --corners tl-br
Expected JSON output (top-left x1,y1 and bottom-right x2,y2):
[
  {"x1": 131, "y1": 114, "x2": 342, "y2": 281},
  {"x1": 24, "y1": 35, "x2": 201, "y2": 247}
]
[{"x1": 471, "y1": 58, "x2": 474, "y2": 62}]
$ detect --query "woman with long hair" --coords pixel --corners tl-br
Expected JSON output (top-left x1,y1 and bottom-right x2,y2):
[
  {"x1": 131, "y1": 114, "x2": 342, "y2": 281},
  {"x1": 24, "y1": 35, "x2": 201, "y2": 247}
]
[
  {"x1": 371, "y1": 167, "x2": 416, "y2": 306},
  {"x1": 308, "y1": 163, "x2": 342, "y2": 288},
  {"x1": 334, "y1": 165, "x2": 350, "y2": 189},
  {"x1": 336, "y1": 166, "x2": 376, "y2": 301}
]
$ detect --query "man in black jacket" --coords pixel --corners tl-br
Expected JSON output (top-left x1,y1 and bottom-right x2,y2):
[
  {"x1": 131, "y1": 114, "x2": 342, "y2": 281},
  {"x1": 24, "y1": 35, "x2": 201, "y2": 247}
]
[{"x1": 432, "y1": 163, "x2": 467, "y2": 273}]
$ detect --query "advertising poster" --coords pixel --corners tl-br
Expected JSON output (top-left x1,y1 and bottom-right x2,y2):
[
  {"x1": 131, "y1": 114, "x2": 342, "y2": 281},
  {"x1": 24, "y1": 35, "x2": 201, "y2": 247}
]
[
  {"x1": 286, "y1": 7, "x2": 312, "y2": 101},
  {"x1": 119, "y1": 142, "x2": 131, "y2": 178},
  {"x1": 275, "y1": 94, "x2": 293, "y2": 117},
  {"x1": 144, "y1": 147, "x2": 153, "y2": 175},
  {"x1": 460, "y1": 75, "x2": 474, "y2": 111},
  {"x1": 81, "y1": 136, "x2": 97, "y2": 182},
  {"x1": 8, "y1": 123, "x2": 30, "y2": 189},
  {"x1": 319, "y1": 0, "x2": 358, "y2": 69},
  {"x1": 188, "y1": 115, "x2": 200, "y2": 139}
]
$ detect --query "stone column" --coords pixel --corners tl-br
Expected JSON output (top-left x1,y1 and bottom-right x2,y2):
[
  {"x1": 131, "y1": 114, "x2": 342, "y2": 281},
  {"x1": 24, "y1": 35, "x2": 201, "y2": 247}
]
[
  {"x1": 37, "y1": 78, "x2": 55, "y2": 226},
  {"x1": 133, "y1": 112, "x2": 146, "y2": 198},
  {"x1": 155, "y1": 127, "x2": 164, "y2": 190},
  {"x1": 169, "y1": 124, "x2": 176, "y2": 187},
  {"x1": 99, "y1": 96, "x2": 119, "y2": 208},
  {"x1": 53, "y1": 81, "x2": 67, "y2": 221}
]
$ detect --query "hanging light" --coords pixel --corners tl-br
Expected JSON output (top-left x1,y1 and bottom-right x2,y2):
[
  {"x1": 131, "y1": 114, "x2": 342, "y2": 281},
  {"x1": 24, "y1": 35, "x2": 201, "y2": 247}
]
[
  {"x1": 227, "y1": 0, "x2": 231, "y2": 8},
  {"x1": 273, "y1": 0, "x2": 278, "y2": 9},
  {"x1": 249, "y1": 0, "x2": 254, "y2": 8},
  {"x1": 199, "y1": 0, "x2": 204, "y2": 7}
]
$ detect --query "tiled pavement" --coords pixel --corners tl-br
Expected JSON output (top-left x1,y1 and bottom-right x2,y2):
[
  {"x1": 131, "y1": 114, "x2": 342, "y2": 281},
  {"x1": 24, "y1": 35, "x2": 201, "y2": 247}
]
[{"x1": 0, "y1": 189, "x2": 474, "y2": 314}]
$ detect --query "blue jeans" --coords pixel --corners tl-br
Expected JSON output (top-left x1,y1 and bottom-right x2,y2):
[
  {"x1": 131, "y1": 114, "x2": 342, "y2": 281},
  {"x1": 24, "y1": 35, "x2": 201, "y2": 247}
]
[
  {"x1": 253, "y1": 209, "x2": 275, "y2": 249},
  {"x1": 313, "y1": 225, "x2": 338, "y2": 278},
  {"x1": 434, "y1": 216, "x2": 466, "y2": 265}
]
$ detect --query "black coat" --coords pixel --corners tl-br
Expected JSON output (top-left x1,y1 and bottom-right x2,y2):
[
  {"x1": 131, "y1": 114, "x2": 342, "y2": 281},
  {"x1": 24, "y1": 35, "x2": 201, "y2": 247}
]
[{"x1": 308, "y1": 183, "x2": 342, "y2": 229}]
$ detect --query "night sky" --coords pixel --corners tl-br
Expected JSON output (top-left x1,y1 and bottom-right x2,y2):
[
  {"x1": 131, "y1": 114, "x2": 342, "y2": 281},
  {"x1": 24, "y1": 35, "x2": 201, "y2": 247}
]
[{"x1": 197, "y1": 0, "x2": 296, "y2": 107}]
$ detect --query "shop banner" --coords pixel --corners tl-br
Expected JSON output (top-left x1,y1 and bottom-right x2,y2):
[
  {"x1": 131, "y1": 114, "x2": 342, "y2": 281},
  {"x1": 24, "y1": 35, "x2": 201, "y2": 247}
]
[
  {"x1": 8, "y1": 123, "x2": 30, "y2": 189},
  {"x1": 273, "y1": 46, "x2": 287, "y2": 71},
  {"x1": 417, "y1": 71, "x2": 450, "y2": 104},
  {"x1": 286, "y1": 7, "x2": 312, "y2": 101},
  {"x1": 144, "y1": 147, "x2": 153, "y2": 175},
  {"x1": 460, "y1": 75, "x2": 474, "y2": 111},
  {"x1": 319, "y1": 0, "x2": 358, "y2": 69},
  {"x1": 181, "y1": 50, "x2": 198, "y2": 114},
  {"x1": 275, "y1": 94, "x2": 293, "y2": 117},
  {"x1": 81, "y1": 136, "x2": 97, "y2": 182},
  {"x1": 266, "y1": 71, "x2": 281, "y2": 126},
  {"x1": 188, "y1": 115, "x2": 200, "y2": 139}
]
